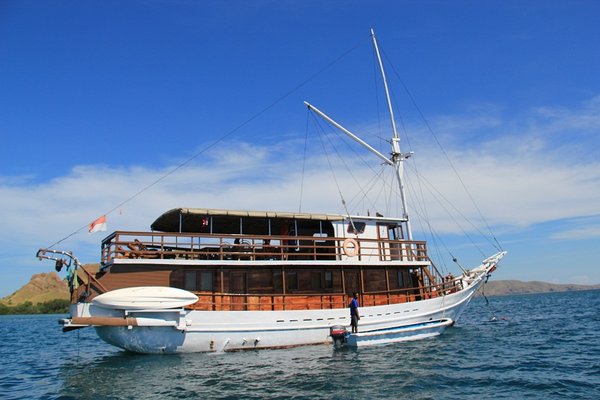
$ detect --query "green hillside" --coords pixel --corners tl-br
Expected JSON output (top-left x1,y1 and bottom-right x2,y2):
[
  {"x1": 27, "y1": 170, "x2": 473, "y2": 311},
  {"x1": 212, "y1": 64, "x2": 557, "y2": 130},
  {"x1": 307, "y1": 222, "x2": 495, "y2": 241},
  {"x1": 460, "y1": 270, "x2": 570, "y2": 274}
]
[{"x1": 1, "y1": 271, "x2": 69, "y2": 306}]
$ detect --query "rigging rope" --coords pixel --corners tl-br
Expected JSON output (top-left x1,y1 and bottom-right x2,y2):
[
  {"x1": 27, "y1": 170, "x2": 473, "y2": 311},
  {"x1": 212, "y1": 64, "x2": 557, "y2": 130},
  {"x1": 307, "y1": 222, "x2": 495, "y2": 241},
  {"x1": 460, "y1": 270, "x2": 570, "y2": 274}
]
[
  {"x1": 406, "y1": 163, "x2": 500, "y2": 252},
  {"x1": 366, "y1": 38, "x2": 501, "y2": 270},
  {"x1": 382, "y1": 50, "x2": 503, "y2": 252},
  {"x1": 308, "y1": 112, "x2": 383, "y2": 215},
  {"x1": 480, "y1": 281, "x2": 498, "y2": 322},
  {"x1": 298, "y1": 110, "x2": 311, "y2": 213},
  {"x1": 314, "y1": 117, "x2": 353, "y2": 223}
]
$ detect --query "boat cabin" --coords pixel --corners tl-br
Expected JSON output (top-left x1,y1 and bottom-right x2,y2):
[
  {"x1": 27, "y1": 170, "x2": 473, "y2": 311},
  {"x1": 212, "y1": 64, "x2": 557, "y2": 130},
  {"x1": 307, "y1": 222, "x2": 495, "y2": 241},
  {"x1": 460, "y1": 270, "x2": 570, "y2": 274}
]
[{"x1": 76, "y1": 208, "x2": 451, "y2": 311}]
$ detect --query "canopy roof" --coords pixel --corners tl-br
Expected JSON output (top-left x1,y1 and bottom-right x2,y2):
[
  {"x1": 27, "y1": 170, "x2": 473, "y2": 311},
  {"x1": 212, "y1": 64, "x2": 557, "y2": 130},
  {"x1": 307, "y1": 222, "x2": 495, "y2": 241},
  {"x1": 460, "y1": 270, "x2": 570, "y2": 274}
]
[
  {"x1": 151, "y1": 208, "x2": 345, "y2": 233},
  {"x1": 151, "y1": 207, "x2": 406, "y2": 233}
]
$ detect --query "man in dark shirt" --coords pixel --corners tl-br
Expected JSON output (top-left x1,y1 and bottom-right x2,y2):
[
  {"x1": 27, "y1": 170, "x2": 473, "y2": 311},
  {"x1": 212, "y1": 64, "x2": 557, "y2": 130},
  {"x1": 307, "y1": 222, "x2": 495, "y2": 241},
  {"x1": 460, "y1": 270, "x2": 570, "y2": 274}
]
[{"x1": 349, "y1": 292, "x2": 360, "y2": 333}]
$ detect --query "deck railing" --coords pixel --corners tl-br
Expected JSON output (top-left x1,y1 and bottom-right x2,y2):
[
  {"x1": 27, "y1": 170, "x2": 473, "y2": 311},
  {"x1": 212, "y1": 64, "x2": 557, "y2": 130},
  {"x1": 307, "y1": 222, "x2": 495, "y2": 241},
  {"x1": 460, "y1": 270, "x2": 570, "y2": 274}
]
[
  {"x1": 101, "y1": 231, "x2": 429, "y2": 265},
  {"x1": 186, "y1": 281, "x2": 462, "y2": 312}
]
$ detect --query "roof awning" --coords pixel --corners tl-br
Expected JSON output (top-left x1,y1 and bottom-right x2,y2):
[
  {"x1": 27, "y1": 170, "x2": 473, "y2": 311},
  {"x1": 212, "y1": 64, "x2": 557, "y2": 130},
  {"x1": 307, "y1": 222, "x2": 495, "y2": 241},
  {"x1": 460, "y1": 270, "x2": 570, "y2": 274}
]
[
  {"x1": 150, "y1": 207, "x2": 408, "y2": 233},
  {"x1": 150, "y1": 208, "x2": 346, "y2": 233}
]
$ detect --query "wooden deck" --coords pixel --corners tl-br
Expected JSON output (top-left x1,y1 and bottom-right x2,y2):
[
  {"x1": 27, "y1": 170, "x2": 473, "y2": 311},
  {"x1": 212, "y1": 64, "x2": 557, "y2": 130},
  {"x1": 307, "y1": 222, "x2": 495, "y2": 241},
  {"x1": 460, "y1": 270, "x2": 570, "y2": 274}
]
[
  {"x1": 100, "y1": 231, "x2": 429, "y2": 264},
  {"x1": 185, "y1": 282, "x2": 459, "y2": 311},
  {"x1": 64, "y1": 231, "x2": 458, "y2": 310}
]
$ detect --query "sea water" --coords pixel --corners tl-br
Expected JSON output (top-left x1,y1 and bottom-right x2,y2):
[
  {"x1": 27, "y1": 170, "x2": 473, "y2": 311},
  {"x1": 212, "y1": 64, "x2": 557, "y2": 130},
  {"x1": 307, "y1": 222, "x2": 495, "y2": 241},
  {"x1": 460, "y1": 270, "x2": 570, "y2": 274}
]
[{"x1": 2, "y1": 290, "x2": 599, "y2": 399}]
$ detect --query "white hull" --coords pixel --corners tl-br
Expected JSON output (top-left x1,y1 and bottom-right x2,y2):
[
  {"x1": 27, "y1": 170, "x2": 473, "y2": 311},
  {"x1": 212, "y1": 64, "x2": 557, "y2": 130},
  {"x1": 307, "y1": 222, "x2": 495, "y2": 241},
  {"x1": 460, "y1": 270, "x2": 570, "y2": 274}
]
[{"x1": 65, "y1": 255, "x2": 500, "y2": 354}]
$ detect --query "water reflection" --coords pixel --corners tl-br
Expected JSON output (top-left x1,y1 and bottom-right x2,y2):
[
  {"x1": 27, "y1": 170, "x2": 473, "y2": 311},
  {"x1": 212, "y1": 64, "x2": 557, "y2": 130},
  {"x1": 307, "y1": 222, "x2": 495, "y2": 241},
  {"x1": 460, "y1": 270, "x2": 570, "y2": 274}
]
[{"x1": 58, "y1": 335, "x2": 457, "y2": 399}]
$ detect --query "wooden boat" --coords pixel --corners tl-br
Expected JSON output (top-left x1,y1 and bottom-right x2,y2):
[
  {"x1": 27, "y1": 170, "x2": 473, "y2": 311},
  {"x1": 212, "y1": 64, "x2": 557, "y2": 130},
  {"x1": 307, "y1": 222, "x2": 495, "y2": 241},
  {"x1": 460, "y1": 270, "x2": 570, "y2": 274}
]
[{"x1": 36, "y1": 30, "x2": 506, "y2": 353}]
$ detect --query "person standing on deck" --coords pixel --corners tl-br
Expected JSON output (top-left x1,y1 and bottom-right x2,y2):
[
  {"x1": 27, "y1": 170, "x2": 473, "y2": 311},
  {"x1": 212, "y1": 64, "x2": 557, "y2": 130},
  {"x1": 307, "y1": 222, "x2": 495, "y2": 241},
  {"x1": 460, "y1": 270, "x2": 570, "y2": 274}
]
[{"x1": 349, "y1": 292, "x2": 360, "y2": 333}]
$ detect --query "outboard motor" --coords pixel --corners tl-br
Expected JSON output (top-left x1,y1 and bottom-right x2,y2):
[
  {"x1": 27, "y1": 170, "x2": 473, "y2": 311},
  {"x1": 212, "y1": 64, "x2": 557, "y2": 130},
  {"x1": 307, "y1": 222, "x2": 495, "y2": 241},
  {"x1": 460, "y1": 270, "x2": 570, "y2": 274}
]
[{"x1": 330, "y1": 325, "x2": 348, "y2": 348}]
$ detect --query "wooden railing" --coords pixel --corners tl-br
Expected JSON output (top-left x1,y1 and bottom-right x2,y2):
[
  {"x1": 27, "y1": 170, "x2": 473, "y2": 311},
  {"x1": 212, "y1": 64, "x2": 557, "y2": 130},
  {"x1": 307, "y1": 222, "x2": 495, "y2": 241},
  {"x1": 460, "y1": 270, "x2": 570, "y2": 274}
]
[
  {"x1": 72, "y1": 265, "x2": 109, "y2": 302},
  {"x1": 185, "y1": 281, "x2": 462, "y2": 312},
  {"x1": 101, "y1": 231, "x2": 429, "y2": 265}
]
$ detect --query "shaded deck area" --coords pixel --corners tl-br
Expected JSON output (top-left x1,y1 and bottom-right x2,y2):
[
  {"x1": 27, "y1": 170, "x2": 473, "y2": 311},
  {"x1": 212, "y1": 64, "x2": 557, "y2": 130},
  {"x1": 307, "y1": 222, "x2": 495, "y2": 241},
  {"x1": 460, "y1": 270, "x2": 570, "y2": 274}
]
[{"x1": 101, "y1": 231, "x2": 430, "y2": 264}]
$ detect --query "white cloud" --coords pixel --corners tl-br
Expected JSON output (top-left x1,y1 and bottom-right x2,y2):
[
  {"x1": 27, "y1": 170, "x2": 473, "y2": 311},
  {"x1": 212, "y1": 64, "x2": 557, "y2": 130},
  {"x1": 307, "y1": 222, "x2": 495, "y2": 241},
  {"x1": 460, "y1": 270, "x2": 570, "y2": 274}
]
[
  {"x1": 398, "y1": 95, "x2": 600, "y2": 235},
  {"x1": 551, "y1": 225, "x2": 600, "y2": 241},
  {"x1": 533, "y1": 95, "x2": 600, "y2": 131}
]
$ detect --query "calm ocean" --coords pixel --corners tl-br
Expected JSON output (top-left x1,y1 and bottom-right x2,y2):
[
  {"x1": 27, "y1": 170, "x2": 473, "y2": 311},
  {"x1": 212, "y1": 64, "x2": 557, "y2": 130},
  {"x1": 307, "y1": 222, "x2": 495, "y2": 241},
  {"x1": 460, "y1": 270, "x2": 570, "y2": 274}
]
[{"x1": 2, "y1": 290, "x2": 599, "y2": 399}]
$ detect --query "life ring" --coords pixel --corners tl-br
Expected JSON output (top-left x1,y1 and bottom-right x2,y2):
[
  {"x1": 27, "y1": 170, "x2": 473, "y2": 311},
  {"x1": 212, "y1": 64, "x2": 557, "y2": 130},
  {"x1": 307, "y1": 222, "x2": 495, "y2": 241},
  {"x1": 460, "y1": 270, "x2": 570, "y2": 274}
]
[{"x1": 342, "y1": 238, "x2": 360, "y2": 257}]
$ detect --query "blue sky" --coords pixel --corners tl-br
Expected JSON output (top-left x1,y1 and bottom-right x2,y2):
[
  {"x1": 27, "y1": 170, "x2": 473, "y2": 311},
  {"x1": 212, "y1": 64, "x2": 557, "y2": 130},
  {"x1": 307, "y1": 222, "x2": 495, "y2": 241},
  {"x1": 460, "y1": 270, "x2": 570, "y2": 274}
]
[{"x1": 1, "y1": 1, "x2": 599, "y2": 297}]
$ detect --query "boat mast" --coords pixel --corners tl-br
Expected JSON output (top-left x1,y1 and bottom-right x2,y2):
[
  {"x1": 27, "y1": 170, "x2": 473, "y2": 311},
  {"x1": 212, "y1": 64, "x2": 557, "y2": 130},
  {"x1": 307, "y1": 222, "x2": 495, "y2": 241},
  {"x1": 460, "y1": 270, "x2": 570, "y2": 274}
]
[
  {"x1": 304, "y1": 29, "x2": 414, "y2": 240},
  {"x1": 370, "y1": 29, "x2": 413, "y2": 240}
]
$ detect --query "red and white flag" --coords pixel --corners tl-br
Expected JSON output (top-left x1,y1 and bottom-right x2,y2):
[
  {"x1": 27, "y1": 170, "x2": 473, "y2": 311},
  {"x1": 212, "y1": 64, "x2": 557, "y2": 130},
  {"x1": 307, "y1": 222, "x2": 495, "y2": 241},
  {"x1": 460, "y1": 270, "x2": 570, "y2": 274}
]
[{"x1": 89, "y1": 215, "x2": 107, "y2": 234}]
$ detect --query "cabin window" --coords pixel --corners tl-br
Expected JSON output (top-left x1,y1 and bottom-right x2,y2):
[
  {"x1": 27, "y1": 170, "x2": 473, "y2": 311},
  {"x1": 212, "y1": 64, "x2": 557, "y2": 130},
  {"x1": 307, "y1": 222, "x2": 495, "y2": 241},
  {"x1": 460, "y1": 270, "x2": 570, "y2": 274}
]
[
  {"x1": 184, "y1": 270, "x2": 213, "y2": 291},
  {"x1": 184, "y1": 271, "x2": 196, "y2": 291},
  {"x1": 325, "y1": 271, "x2": 333, "y2": 289},
  {"x1": 388, "y1": 224, "x2": 404, "y2": 240},
  {"x1": 347, "y1": 221, "x2": 366, "y2": 234},
  {"x1": 273, "y1": 270, "x2": 282, "y2": 292},
  {"x1": 286, "y1": 271, "x2": 298, "y2": 291},
  {"x1": 311, "y1": 272, "x2": 322, "y2": 290},
  {"x1": 397, "y1": 271, "x2": 405, "y2": 288},
  {"x1": 200, "y1": 271, "x2": 213, "y2": 291}
]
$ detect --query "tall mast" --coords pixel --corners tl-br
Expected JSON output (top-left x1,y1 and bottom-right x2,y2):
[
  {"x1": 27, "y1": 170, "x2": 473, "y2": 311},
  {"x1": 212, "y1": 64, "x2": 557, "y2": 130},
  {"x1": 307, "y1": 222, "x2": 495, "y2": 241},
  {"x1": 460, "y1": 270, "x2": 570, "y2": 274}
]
[
  {"x1": 371, "y1": 28, "x2": 399, "y2": 142},
  {"x1": 371, "y1": 29, "x2": 413, "y2": 240},
  {"x1": 304, "y1": 29, "x2": 414, "y2": 240}
]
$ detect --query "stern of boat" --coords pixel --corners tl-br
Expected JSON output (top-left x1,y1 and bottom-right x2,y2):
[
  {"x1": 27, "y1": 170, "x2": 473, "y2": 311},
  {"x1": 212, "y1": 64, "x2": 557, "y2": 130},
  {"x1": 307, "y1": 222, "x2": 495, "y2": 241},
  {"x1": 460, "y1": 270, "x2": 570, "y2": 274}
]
[{"x1": 57, "y1": 286, "x2": 200, "y2": 353}]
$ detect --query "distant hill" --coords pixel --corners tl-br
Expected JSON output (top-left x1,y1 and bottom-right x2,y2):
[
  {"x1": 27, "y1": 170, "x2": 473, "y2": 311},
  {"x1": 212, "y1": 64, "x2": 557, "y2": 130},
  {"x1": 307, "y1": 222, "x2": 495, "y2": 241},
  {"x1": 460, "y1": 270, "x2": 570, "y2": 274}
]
[
  {"x1": 1, "y1": 271, "x2": 70, "y2": 306},
  {"x1": 481, "y1": 280, "x2": 600, "y2": 296}
]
